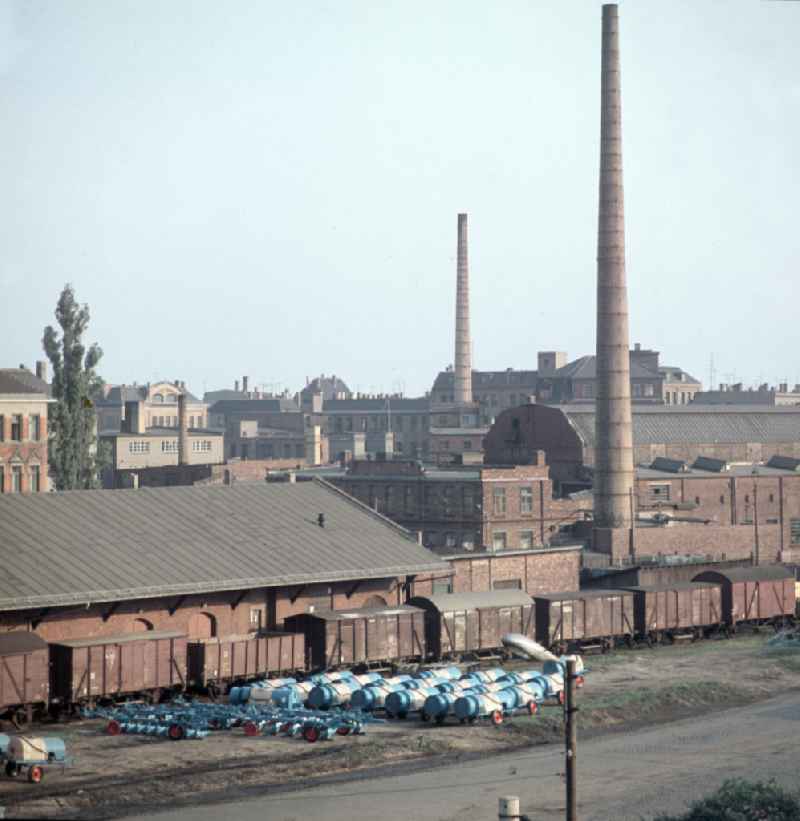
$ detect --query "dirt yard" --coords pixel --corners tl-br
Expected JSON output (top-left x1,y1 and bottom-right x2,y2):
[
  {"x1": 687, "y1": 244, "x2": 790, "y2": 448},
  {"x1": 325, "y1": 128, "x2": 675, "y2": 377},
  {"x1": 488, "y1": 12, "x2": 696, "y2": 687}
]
[{"x1": 3, "y1": 632, "x2": 799, "y2": 820}]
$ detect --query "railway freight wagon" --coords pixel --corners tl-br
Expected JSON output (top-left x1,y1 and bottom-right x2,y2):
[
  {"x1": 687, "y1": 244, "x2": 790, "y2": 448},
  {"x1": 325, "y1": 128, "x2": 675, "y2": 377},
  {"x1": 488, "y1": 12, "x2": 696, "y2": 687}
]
[
  {"x1": 693, "y1": 566, "x2": 796, "y2": 628},
  {"x1": 187, "y1": 631, "x2": 305, "y2": 691},
  {"x1": 49, "y1": 630, "x2": 188, "y2": 708},
  {"x1": 409, "y1": 591, "x2": 536, "y2": 661},
  {"x1": 622, "y1": 583, "x2": 723, "y2": 642},
  {"x1": 0, "y1": 632, "x2": 50, "y2": 727},
  {"x1": 284, "y1": 605, "x2": 426, "y2": 670},
  {"x1": 534, "y1": 590, "x2": 635, "y2": 652}
]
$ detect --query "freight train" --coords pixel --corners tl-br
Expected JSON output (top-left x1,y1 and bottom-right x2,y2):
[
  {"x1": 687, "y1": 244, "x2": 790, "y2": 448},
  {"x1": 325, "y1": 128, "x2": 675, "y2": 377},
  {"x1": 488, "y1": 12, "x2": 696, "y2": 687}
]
[{"x1": 1, "y1": 565, "x2": 794, "y2": 729}]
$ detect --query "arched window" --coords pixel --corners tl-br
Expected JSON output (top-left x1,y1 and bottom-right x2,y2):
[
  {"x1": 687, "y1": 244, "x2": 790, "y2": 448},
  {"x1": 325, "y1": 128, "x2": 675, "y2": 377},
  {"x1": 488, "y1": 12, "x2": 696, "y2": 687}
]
[
  {"x1": 132, "y1": 617, "x2": 154, "y2": 632},
  {"x1": 363, "y1": 595, "x2": 387, "y2": 609},
  {"x1": 188, "y1": 612, "x2": 217, "y2": 639}
]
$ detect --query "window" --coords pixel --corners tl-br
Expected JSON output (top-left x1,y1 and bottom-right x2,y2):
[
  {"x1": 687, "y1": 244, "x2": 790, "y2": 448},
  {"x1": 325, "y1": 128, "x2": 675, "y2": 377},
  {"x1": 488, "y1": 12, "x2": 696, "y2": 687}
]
[
  {"x1": 31, "y1": 415, "x2": 41, "y2": 441},
  {"x1": 493, "y1": 578, "x2": 522, "y2": 590},
  {"x1": 695, "y1": 496, "x2": 701, "y2": 505},
  {"x1": 191, "y1": 440, "x2": 212, "y2": 453},
  {"x1": 492, "y1": 531, "x2": 507, "y2": 551},
  {"x1": 720, "y1": 495, "x2": 725, "y2": 505},
  {"x1": 647, "y1": 483, "x2": 671, "y2": 503},
  {"x1": 791, "y1": 520, "x2": 800, "y2": 545},
  {"x1": 10, "y1": 415, "x2": 22, "y2": 441},
  {"x1": 250, "y1": 608, "x2": 263, "y2": 629},
  {"x1": 644, "y1": 384, "x2": 655, "y2": 397},
  {"x1": 463, "y1": 440, "x2": 472, "y2": 450},
  {"x1": 404, "y1": 486, "x2": 414, "y2": 513},
  {"x1": 161, "y1": 440, "x2": 179, "y2": 453},
  {"x1": 769, "y1": 494, "x2": 775, "y2": 503},
  {"x1": 11, "y1": 465, "x2": 21, "y2": 493},
  {"x1": 445, "y1": 532, "x2": 457, "y2": 548},
  {"x1": 30, "y1": 465, "x2": 40, "y2": 493},
  {"x1": 493, "y1": 487, "x2": 506, "y2": 515},
  {"x1": 519, "y1": 530, "x2": 534, "y2": 549},
  {"x1": 520, "y1": 486, "x2": 533, "y2": 514},
  {"x1": 128, "y1": 440, "x2": 150, "y2": 454},
  {"x1": 432, "y1": 579, "x2": 452, "y2": 594}
]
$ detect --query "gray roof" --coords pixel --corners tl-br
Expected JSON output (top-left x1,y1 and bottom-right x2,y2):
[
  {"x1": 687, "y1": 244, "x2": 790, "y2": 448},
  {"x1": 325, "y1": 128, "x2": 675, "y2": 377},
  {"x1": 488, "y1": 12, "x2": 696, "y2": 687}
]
[
  {"x1": 300, "y1": 376, "x2": 352, "y2": 401},
  {"x1": 563, "y1": 405, "x2": 800, "y2": 447},
  {"x1": 555, "y1": 355, "x2": 658, "y2": 381},
  {"x1": 54, "y1": 630, "x2": 186, "y2": 648},
  {"x1": 432, "y1": 370, "x2": 538, "y2": 392},
  {"x1": 323, "y1": 397, "x2": 430, "y2": 412},
  {"x1": 0, "y1": 480, "x2": 449, "y2": 612},
  {"x1": 410, "y1": 590, "x2": 533, "y2": 611},
  {"x1": 208, "y1": 398, "x2": 301, "y2": 415},
  {"x1": 0, "y1": 631, "x2": 48, "y2": 656},
  {"x1": 0, "y1": 369, "x2": 50, "y2": 397},
  {"x1": 694, "y1": 566, "x2": 793, "y2": 583},
  {"x1": 293, "y1": 604, "x2": 424, "y2": 621}
]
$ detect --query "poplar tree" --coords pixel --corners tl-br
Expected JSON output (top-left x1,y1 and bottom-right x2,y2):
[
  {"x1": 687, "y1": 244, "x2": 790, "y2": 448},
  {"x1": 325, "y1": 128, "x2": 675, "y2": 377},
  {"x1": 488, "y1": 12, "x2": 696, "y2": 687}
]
[{"x1": 43, "y1": 284, "x2": 108, "y2": 489}]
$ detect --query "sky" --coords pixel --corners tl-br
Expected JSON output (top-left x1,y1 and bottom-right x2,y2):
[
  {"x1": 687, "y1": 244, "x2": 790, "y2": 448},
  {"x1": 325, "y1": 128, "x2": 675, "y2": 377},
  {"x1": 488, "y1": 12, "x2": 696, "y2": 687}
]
[{"x1": 1, "y1": 0, "x2": 798, "y2": 398}]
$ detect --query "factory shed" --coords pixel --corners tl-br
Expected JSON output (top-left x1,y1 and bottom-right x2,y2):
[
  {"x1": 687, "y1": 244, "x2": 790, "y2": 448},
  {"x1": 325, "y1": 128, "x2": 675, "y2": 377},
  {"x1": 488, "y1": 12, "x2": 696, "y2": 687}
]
[{"x1": 0, "y1": 479, "x2": 451, "y2": 643}]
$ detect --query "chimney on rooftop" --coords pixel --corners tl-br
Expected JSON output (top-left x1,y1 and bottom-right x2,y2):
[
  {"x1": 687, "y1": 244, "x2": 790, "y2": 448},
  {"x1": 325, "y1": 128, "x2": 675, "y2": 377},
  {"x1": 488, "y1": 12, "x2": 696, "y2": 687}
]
[
  {"x1": 35, "y1": 360, "x2": 48, "y2": 383},
  {"x1": 454, "y1": 213, "x2": 472, "y2": 407},
  {"x1": 594, "y1": 3, "x2": 634, "y2": 531},
  {"x1": 242, "y1": 376, "x2": 249, "y2": 395},
  {"x1": 235, "y1": 379, "x2": 240, "y2": 392}
]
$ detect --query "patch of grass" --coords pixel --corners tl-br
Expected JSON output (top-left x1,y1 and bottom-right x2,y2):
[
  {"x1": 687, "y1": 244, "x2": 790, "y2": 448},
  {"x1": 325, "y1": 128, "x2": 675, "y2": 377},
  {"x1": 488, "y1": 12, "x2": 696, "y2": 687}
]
[{"x1": 762, "y1": 649, "x2": 800, "y2": 673}]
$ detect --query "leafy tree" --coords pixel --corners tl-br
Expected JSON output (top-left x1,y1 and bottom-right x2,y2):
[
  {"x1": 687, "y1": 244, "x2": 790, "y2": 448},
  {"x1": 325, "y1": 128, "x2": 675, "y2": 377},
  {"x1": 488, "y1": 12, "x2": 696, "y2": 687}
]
[
  {"x1": 43, "y1": 284, "x2": 110, "y2": 489},
  {"x1": 653, "y1": 779, "x2": 800, "y2": 821}
]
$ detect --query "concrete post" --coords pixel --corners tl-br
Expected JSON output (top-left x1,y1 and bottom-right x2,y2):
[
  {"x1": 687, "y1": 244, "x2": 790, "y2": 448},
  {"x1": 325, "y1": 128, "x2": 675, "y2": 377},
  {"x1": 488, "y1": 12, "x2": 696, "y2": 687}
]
[
  {"x1": 454, "y1": 213, "x2": 472, "y2": 407},
  {"x1": 594, "y1": 3, "x2": 634, "y2": 530}
]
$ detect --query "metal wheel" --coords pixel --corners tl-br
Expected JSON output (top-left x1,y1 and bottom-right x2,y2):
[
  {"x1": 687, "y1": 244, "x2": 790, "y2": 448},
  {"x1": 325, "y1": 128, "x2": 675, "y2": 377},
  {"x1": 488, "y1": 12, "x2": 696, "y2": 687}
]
[
  {"x1": 303, "y1": 725, "x2": 320, "y2": 743},
  {"x1": 5, "y1": 761, "x2": 18, "y2": 778},
  {"x1": 491, "y1": 710, "x2": 504, "y2": 726},
  {"x1": 27, "y1": 765, "x2": 44, "y2": 784},
  {"x1": 11, "y1": 708, "x2": 29, "y2": 731}
]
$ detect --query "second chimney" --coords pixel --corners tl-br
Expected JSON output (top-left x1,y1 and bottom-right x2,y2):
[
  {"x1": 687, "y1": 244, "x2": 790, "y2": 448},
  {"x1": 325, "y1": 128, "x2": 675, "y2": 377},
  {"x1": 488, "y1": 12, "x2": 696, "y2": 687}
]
[
  {"x1": 454, "y1": 212, "x2": 472, "y2": 406},
  {"x1": 242, "y1": 376, "x2": 249, "y2": 395},
  {"x1": 178, "y1": 393, "x2": 189, "y2": 465}
]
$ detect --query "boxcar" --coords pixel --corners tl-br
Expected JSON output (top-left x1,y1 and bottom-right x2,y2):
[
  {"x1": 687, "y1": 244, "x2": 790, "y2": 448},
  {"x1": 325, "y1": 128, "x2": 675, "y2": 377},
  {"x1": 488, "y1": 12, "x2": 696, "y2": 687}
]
[
  {"x1": 0, "y1": 632, "x2": 50, "y2": 727},
  {"x1": 50, "y1": 630, "x2": 188, "y2": 707},
  {"x1": 693, "y1": 565, "x2": 795, "y2": 627},
  {"x1": 622, "y1": 583, "x2": 723, "y2": 641},
  {"x1": 409, "y1": 591, "x2": 535, "y2": 661},
  {"x1": 534, "y1": 589, "x2": 635, "y2": 651},
  {"x1": 187, "y1": 631, "x2": 305, "y2": 690},
  {"x1": 285, "y1": 605, "x2": 426, "y2": 669}
]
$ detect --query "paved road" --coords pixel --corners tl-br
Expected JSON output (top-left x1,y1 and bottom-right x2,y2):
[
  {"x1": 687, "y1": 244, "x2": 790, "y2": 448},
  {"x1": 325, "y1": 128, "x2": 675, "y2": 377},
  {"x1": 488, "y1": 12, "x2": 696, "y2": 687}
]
[{"x1": 129, "y1": 692, "x2": 800, "y2": 821}]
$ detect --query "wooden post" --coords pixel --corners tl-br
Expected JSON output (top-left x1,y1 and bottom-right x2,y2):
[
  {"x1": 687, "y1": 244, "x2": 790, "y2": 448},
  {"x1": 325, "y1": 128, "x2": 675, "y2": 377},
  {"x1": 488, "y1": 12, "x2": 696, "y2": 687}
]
[{"x1": 565, "y1": 658, "x2": 578, "y2": 821}]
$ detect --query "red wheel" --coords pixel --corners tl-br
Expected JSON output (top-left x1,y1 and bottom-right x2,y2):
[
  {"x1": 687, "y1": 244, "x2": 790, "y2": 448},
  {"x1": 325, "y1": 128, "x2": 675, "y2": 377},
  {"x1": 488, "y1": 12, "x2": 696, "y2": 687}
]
[
  {"x1": 558, "y1": 691, "x2": 565, "y2": 706},
  {"x1": 527, "y1": 701, "x2": 538, "y2": 715},
  {"x1": 304, "y1": 725, "x2": 320, "y2": 743},
  {"x1": 168, "y1": 723, "x2": 185, "y2": 740},
  {"x1": 243, "y1": 721, "x2": 259, "y2": 737},
  {"x1": 28, "y1": 765, "x2": 44, "y2": 784},
  {"x1": 491, "y1": 710, "x2": 504, "y2": 726},
  {"x1": 336, "y1": 726, "x2": 351, "y2": 736},
  {"x1": 107, "y1": 719, "x2": 122, "y2": 735}
]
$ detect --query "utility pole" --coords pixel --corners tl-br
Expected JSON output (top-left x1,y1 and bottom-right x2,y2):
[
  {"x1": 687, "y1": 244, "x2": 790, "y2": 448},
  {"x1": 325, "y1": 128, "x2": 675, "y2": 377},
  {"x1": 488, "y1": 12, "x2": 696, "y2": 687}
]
[
  {"x1": 565, "y1": 657, "x2": 578, "y2": 821},
  {"x1": 753, "y1": 477, "x2": 760, "y2": 566}
]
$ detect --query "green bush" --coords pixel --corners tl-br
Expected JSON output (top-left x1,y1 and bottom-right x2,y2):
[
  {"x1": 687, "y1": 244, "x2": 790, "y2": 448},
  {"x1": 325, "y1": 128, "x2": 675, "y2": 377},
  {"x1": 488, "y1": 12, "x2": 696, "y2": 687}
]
[{"x1": 653, "y1": 779, "x2": 800, "y2": 821}]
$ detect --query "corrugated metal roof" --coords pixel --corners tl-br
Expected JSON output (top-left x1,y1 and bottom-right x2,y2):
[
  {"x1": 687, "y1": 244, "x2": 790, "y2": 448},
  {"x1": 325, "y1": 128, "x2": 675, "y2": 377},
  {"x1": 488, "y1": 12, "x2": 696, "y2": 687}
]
[
  {"x1": 410, "y1": 590, "x2": 532, "y2": 611},
  {"x1": 565, "y1": 406, "x2": 800, "y2": 447},
  {"x1": 298, "y1": 605, "x2": 424, "y2": 621},
  {"x1": 0, "y1": 631, "x2": 49, "y2": 656},
  {"x1": 694, "y1": 566, "x2": 793, "y2": 583},
  {"x1": 0, "y1": 480, "x2": 450, "y2": 612},
  {"x1": 534, "y1": 589, "x2": 633, "y2": 601}
]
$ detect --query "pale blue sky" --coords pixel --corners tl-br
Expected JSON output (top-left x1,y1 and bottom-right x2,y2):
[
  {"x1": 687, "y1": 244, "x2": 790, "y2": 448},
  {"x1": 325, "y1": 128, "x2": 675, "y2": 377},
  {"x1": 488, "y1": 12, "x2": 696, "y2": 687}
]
[{"x1": 1, "y1": 0, "x2": 798, "y2": 397}]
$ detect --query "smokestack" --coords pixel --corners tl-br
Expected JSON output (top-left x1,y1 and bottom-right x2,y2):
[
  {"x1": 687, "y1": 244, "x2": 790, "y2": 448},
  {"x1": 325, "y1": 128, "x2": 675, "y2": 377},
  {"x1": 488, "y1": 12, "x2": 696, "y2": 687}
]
[
  {"x1": 235, "y1": 379, "x2": 240, "y2": 392},
  {"x1": 242, "y1": 376, "x2": 249, "y2": 395},
  {"x1": 178, "y1": 393, "x2": 189, "y2": 465},
  {"x1": 35, "y1": 360, "x2": 48, "y2": 383},
  {"x1": 594, "y1": 4, "x2": 634, "y2": 530},
  {"x1": 454, "y1": 213, "x2": 472, "y2": 406}
]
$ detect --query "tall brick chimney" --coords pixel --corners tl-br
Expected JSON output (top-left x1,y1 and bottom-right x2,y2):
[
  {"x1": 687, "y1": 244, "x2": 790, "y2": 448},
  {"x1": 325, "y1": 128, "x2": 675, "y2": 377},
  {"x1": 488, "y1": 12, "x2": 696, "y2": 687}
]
[
  {"x1": 178, "y1": 393, "x2": 189, "y2": 465},
  {"x1": 594, "y1": 3, "x2": 634, "y2": 530},
  {"x1": 454, "y1": 212, "x2": 472, "y2": 406}
]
